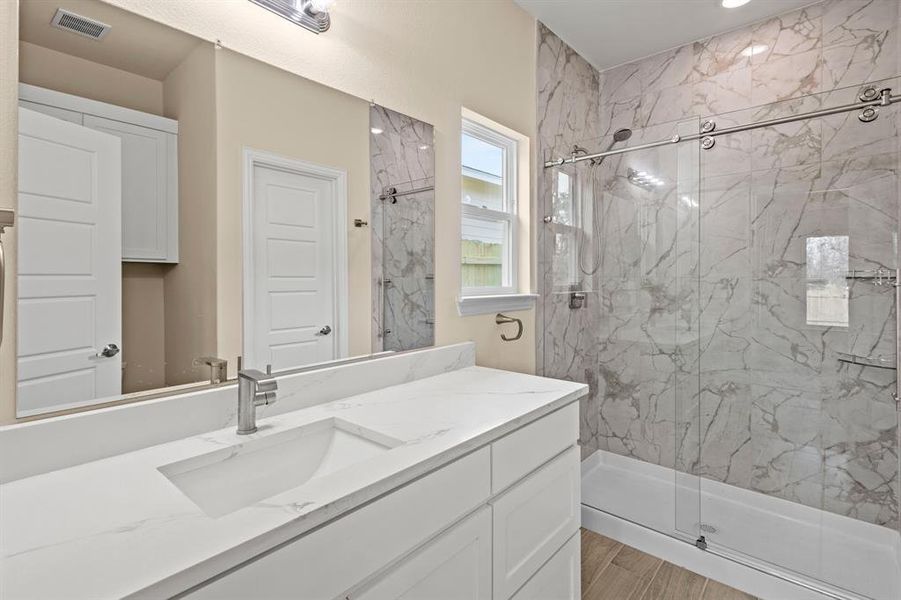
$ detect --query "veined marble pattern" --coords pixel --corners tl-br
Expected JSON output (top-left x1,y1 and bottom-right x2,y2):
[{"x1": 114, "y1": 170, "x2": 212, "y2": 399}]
[
  {"x1": 536, "y1": 0, "x2": 901, "y2": 532},
  {"x1": 369, "y1": 105, "x2": 435, "y2": 352},
  {"x1": 536, "y1": 22, "x2": 604, "y2": 454}
]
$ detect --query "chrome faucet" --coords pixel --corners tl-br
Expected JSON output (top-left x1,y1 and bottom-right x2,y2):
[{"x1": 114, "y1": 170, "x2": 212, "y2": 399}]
[{"x1": 237, "y1": 369, "x2": 278, "y2": 435}]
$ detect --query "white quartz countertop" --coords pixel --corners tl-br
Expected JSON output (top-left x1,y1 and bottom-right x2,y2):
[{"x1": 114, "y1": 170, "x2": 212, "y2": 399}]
[{"x1": 0, "y1": 366, "x2": 586, "y2": 600}]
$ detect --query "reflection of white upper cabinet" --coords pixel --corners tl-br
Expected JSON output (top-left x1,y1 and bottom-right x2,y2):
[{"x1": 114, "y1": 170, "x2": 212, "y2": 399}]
[{"x1": 18, "y1": 83, "x2": 179, "y2": 263}]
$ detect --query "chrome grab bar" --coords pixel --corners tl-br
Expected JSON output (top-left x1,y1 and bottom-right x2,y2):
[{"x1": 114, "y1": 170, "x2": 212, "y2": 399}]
[
  {"x1": 837, "y1": 352, "x2": 896, "y2": 370},
  {"x1": 378, "y1": 184, "x2": 435, "y2": 203},
  {"x1": 0, "y1": 209, "x2": 15, "y2": 345}
]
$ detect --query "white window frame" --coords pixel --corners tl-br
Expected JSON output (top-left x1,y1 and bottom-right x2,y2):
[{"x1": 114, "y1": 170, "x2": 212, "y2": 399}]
[{"x1": 460, "y1": 119, "x2": 518, "y2": 297}]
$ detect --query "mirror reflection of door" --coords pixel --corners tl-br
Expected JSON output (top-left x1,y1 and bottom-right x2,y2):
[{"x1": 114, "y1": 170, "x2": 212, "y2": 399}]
[
  {"x1": 243, "y1": 153, "x2": 348, "y2": 372},
  {"x1": 16, "y1": 107, "x2": 122, "y2": 416}
]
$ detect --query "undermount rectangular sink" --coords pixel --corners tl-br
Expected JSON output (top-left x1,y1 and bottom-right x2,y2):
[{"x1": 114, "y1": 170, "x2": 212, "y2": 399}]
[{"x1": 158, "y1": 417, "x2": 402, "y2": 518}]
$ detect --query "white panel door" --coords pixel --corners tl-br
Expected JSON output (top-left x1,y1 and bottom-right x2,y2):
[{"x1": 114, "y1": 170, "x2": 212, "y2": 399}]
[
  {"x1": 249, "y1": 164, "x2": 337, "y2": 370},
  {"x1": 17, "y1": 107, "x2": 122, "y2": 416},
  {"x1": 356, "y1": 507, "x2": 492, "y2": 600},
  {"x1": 82, "y1": 114, "x2": 176, "y2": 262}
]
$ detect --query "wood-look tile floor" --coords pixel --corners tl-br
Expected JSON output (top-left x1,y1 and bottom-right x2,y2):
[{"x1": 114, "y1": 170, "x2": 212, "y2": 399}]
[{"x1": 581, "y1": 529, "x2": 759, "y2": 600}]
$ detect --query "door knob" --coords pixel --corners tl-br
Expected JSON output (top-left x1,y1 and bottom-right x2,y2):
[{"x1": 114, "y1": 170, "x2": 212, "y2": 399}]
[
  {"x1": 96, "y1": 343, "x2": 120, "y2": 358},
  {"x1": 318, "y1": 325, "x2": 332, "y2": 336}
]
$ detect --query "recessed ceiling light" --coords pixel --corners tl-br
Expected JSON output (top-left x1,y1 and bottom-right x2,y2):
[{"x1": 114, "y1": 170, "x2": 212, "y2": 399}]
[
  {"x1": 722, "y1": 0, "x2": 751, "y2": 7},
  {"x1": 741, "y1": 44, "x2": 768, "y2": 57},
  {"x1": 370, "y1": 127, "x2": 383, "y2": 135}
]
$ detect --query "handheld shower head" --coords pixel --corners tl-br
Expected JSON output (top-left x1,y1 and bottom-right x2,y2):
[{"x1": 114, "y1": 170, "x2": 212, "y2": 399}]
[
  {"x1": 588, "y1": 128, "x2": 633, "y2": 166},
  {"x1": 613, "y1": 128, "x2": 633, "y2": 143}
]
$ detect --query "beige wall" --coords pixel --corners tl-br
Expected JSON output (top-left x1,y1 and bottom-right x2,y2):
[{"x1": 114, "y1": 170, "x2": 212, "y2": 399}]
[
  {"x1": 121, "y1": 264, "x2": 166, "y2": 392},
  {"x1": 103, "y1": 0, "x2": 539, "y2": 374},
  {"x1": 214, "y1": 49, "x2": 371, "y2": 364},
  {"x1": 18, "y1": 40, "x2": 164, "y2": 115},
  {"x1": 162, "y1": 42, "x2": 218, "y2": 385}
]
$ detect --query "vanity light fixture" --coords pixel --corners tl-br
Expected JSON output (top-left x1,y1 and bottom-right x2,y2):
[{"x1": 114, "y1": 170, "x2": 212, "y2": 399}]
[
  {"x1": 721, "y1": 0, "x2": 751, "y2": 7},
  {"x1": 247, "y1": 0, "x2": 334, "y2": 34}
]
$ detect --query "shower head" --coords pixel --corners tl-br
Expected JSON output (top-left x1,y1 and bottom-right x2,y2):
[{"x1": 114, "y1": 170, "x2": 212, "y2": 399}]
[
  {"x1": 613, "y1": 128, "x2": 633, "y2": 142},
  {"x1": 588, "y1": 128, "x2": 633, "y2": 166}
]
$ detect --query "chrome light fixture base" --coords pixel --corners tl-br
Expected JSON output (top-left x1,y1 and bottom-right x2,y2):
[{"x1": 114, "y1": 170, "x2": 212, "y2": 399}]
[{"x1": 248, "y1": 0, "x2": 331, "y2": 34}]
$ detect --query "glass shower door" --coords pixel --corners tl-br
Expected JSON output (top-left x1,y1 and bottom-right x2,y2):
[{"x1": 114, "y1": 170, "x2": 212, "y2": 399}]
[
  {"x1": 694, "y1": 80, "x2": 900, "y2": 600},
  {"x1": 543, "y1": 117, "x2": 703, "y2": 544}
]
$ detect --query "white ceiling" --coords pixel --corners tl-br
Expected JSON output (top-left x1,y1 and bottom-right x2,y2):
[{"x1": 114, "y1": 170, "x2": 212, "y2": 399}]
[
  {"x1": 20, "y1": 0, "x2": 201, "y2": 81},
  {"x1": 514, "y1": 0, "x2": 816, "y2": 71}
]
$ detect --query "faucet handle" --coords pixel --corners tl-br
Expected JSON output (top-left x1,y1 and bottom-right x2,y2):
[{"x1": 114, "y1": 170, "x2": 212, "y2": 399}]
[
  {"x1": 255, "y1": 387, "x2": 277, "y2": 406},
  {"x1": 238, "y1": 368, "x2": 270, "y2": 381},
  {"x1": 257, "y1": 378, "x2": 278, "y2": 394}
]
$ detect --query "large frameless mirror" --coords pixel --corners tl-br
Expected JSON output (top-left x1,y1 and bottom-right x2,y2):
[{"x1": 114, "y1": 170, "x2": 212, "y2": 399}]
[{"x1": 14, "y1": 0, "x2": 435, "y2": 418}]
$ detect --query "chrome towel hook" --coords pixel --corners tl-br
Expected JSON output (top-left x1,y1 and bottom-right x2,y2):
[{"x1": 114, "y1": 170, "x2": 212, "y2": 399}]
[{"x1": 495, "y1": 313, "x2": 523, "y2": 342}]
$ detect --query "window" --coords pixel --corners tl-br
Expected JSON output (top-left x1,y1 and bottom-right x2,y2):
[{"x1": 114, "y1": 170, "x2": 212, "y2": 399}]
[
  {"x1": 551, "y1": 170, "x2": 581, "y2": 289},
  {"x1": 461, "y1": 119, "x2": 517, "y2": 296},
  {"x1": 805, "y1": 235, "x2": 849, "y2": 327}
]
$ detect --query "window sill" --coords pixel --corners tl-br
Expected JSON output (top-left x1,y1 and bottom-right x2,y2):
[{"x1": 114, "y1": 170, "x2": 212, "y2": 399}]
[{"x1": 457, "y1": 293, "x2": 538, "y2": 317}]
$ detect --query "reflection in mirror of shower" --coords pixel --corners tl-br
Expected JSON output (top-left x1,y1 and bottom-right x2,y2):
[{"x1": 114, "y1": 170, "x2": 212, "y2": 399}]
[{"x1": 377, "y1": 179, "x2": 435, "y2": 351}]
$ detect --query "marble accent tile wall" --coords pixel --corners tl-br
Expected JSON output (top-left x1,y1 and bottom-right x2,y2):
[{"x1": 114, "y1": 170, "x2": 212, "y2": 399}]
[
  {"x1": 536, "y1": 22, "x2": 603, "y2": 460},
  {"x1": 536, "y1": 0, "x2": 901, "y2": 529},
  {"x1": 370, "y1": 105, "x2": 435, "y2": 352}
]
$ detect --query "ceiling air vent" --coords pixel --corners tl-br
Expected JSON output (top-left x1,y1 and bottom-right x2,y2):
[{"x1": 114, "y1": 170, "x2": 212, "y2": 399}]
[{"x1": 50, "y1": 9, "x2": 111, "y2": 40}]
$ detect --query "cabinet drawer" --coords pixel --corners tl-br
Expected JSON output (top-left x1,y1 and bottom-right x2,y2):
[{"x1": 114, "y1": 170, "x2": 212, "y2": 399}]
[
  {"x1": 512, "y1": 532, "x2": 580, "y2": 600},
  {"x1": 353, "y1": 507, "x2": 492, "y2": 600},
  {"x1": 491, "y1": 445, "x2": 580, "y2": 600},
  {"x1": 188, "y1": 447, "x2": 491, "y2": 600},
  {"x1": 491, "y1": 402, "x2": 578, "y2": 493}
]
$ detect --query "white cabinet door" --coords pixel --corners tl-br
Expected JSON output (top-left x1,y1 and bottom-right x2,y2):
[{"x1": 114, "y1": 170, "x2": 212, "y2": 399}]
[
  {"x1": 354, "y1": 507, "x2": 492, "y2": 600},
  {"x1": 17, "y1": 107, "x2": 122, "y2": 416},
  {"x1": 511, "y1": 532, "x2": 580, "y2": 600},
  {"x1": 491, "y1": 446, "x2": 581, "y2": 600},
  {"x1": 82, "y1": 115, "x2": 178, "y2": 262},
  {"x1": 18, "y1": 100, "x2": 83, "y2": 125}
]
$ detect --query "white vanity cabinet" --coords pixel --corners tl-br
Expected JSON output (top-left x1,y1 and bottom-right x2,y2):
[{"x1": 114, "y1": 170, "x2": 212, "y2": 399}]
[
  {"x1": 186, "y1": 402, "x2": 581, "y2": 600},
  {"x1": 18, "y1": 83, "x2": 179, "y2": 263},
  {"x1": 355, "y1": 507, "x2": 493, "y2": 600}
]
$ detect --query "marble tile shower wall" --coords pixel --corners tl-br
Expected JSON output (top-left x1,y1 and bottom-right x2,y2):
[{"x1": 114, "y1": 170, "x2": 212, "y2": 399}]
[
  {"x1": 369, "y1": 105, "x2": 435, "y2": 352},
  {"x1": 536, "y1": 0, "x2": 901, "y2": 529}
]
